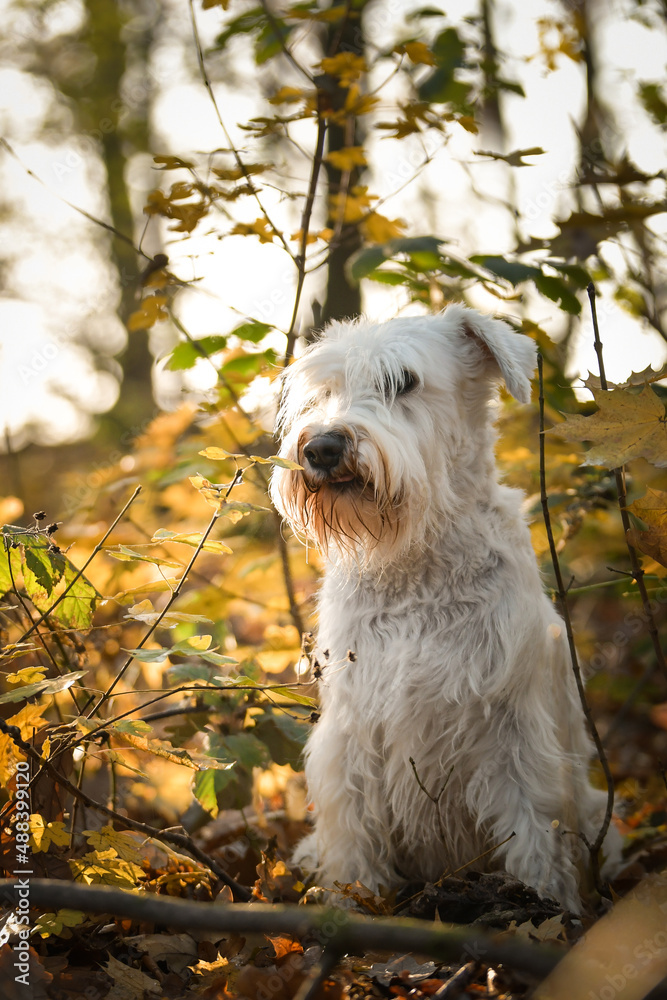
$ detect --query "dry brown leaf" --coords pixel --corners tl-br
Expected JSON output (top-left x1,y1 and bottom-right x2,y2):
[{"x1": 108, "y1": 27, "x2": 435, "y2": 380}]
[
  {"x1": 627, "y1": 488, "x2": 667, "y2": 569},
  {"x1": 551, "y1": 386, "x2": 667, "y2": 468}
]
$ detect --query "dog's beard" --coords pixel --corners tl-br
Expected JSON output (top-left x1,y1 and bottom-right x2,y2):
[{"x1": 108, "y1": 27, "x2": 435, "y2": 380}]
[{"x1": 275, "y1": 466, "x2": 406, "y2": 563}]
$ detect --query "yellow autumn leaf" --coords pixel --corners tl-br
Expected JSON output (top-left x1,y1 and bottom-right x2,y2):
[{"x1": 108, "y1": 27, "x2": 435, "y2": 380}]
[
  {"x1": 290, "y1": 229, "x2": 320, "y2": 245},
  {"x1": 35, "y1": 909, "x2": 86, "y2": 938},
  {"x1": 319, "y1": 53, "x2": 367, "y2": 88},
  {"x1": 231, "y1": 218, "x2": 277, "y2": 244},
  {"x1": 326, "y1": 146, "x2": 368, "y2": 171},
  {"x1": 178, "y1": 634, "x2": 213, "y2": 652},
  {"x1": 550, "y1": 386, "x2": 667, "y2": 468},
  {"x1": 70, "y1": 848, "x2": 146, "y2": 888},
  {"x1": 30, "y1": 816, "x2": 71, "y2": 852},
  {"x1": 198, "y1": 446, "x2": 244, "y2": 460},
  {"x1": 8, "y1": 703, "x2": 50, "y2": 741},
  {"x1": 330, "y1": 184, "x2": 377, "y2": 222},
  {"x1": 343, "y1": 84, "x2": 379, "y2": 117},
  {"x1": 268, "y1": 86, "x2": 307, "y2": 105},
  {"x1": 6, "y1": 666, "x2": 48, "y2": 685},
  {"x1": 395, "y1": 41, "x2": 437, "y2": 66},
  {"x1": 362, "y1": 212, "x2": 407, "y2": 243},
  {"x1": 83, "y1": 824, "x2": 148, "y2": 864},
  {"x1": 128, "y1": 294, "x2": 168, "y2": 332},
  {"x1": 627, "y1": 488, "x2": 667, "y2": 570}
]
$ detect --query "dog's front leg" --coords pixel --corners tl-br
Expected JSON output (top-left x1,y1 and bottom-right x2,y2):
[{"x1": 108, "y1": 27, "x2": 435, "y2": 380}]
[
  {"x1": 466, "y1": 711, "x2": 582, "y2": 911},
  {"x1": 298, "y1": 718, "x2": 394, "y2": 893}
]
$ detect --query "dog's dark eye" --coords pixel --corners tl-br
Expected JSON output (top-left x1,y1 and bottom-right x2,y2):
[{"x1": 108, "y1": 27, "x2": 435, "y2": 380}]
[
  {"x1": 397, "y1": 370, "x2": 418, "y2": 395},
  {"x1": 380, "y1": 370, "x2": 419, "y2": 400}
]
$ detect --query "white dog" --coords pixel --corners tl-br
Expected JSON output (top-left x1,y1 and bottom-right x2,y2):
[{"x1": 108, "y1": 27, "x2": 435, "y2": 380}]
[{"x1": 270, "y1": 305, "x2": 617, "y2": 911}]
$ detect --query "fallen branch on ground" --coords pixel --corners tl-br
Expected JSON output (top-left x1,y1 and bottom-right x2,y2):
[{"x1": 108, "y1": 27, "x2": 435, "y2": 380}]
[{"x1": 0, "y1": 878, "x2": 561, "y2": 979}]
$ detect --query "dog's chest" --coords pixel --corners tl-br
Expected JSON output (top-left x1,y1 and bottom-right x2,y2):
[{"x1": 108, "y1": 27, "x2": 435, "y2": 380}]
[{"x1": 316, "y1": 568, "x2": 494, "y2": 712}]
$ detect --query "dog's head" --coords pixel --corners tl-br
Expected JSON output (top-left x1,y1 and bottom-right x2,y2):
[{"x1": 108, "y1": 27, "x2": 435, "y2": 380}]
[{"x1": 270, "y1": 305, "x2": 536, "y2": 567}]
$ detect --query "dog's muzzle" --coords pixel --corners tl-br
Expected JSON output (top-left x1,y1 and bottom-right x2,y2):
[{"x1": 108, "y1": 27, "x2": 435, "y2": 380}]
[{"x1": 302, "y1": 433, "x2": 355, "y2": 483}]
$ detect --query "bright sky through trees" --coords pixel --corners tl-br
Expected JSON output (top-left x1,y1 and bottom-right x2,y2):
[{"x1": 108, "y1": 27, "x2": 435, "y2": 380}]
[{"x1": 0, "y1": 0, "x2": 665, "y2": 447}]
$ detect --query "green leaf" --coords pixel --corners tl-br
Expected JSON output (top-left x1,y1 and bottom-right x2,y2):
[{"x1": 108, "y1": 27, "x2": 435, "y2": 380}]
[
  {"x1": 165, "y1": 336, "x2": 228, "y2": 371},
  {"x1": 193, "y1": 768, "x2": 237, "y2": 817},
  {"x1": 470, "y1": 254, "x2": 540, "y2": 285},
  {"x1": 0, "y1": 670, "x2": 87, "y2": 705},
  {"x1": 221, "y1": 349, "x2": 277, "y2": 377},
  {"x1": 214, "y1": 8, "x2": 265, "y2": 52},
  {"x1": 255, "y1": 17, "x2": 294, "y2": 64},
  {"x1": 22, "y1": 545, "x2": 65, "y2": 602},
  {"x1": 0, "y1": 536, "x2": 23, "y2": 597},
  {"x1": 348, "y1": 246, "x2": 389, "y2": 282},
  {"x1": 252, "y1": 708, "x2": 309, "y2": 767},
  {"x1": 122, "y1": 647, "x2": 171, "y2": 663},
  {"x1": 222, "y1": 732, "x2": 271, "y2": 771},
  {"x1": 533, "y1": 273, "x2": 581, "y2": 314},
  {"x1": 106, "y1": 545, "x2": 181, "y2": 568},
  {"x1": 231, "y1": 320, "x2": 273, "y2": 343},
  {"x1": 546, "y1": 261, "x2": 591, "y2": 289},
  {"x1": 110, "y1": 720, "x2": 153, "y2": 736}
]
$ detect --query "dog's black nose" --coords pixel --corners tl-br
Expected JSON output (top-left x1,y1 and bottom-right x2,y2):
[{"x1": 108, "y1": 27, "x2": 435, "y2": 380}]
[{"x1": 303, "y1": 433, "x2": 346, "y2": 470}]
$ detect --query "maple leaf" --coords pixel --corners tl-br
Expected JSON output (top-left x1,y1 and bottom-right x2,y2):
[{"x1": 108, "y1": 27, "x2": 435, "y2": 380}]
[
  {"x1": 29, "y1": 816, "x2": 71, "y2": 852},
  {"x1": 69, "y1": 848, "x2": 146, "y2": 887},
  {"x1": 627, "y1": 488, "x2": 667, "y2": 570},
  {"x1": 34, "y1": 909, "x2": 85, "y2": 939},
  {"x1": 583, "y1": 363, "x2": 667, "y2": 391},
  {"x1": 550, "y1": 386, "x2": 667, "y2": 468},
  {"x1": 83, "y1": 824, "x2": 148, "y2": 864}
]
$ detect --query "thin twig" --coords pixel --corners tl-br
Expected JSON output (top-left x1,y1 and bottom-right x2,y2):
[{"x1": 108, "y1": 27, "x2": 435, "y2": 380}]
[
  {"x1": 257, "y1": 0, "x2": 315, "y2": 83},
  {"x1": 587, "y1": 282, "x2": 667, "y2": 681},
  {"x1": 0, "y1": 718, "x2": 252, "y2": 901},
  {"x1": 4, "y1": 539, "x2": 81, "y2": 714},
  {"x1": 275, "y1": 512, "x2": 305, "y2": 635},
  {"x1": 408, "y1": 757, "x2": 453, "y2": 849},
  {"x1": 188, "y1": 0, "x2": 292, "y2": 256},
  {"x1": 17, "y1": 487, "x2": 142, "y2": 644},
  {"x1": 433, "y1": 962, "x2": 476, "y2": 999},
  {"x1": 0, "y1": 138, "x2": 150, "y2": 260},
  {"x1": 538, "y1": 353, "x2": 614, "y2": 889},
  {"x1": 293, "y1": 947, "x2": 342, "y2": 1000},
  {"x1": 86, "y1": 473, "x2": 241, "y2": 717},
  {"x1": 284, "y1": 111, "x2": 327, "y2": 366}
]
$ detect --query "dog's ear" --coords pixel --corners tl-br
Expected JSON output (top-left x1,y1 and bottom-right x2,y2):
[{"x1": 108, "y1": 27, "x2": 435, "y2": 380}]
[{"x1": 455, "y1": 308, "x2": 537, "y2": 403}]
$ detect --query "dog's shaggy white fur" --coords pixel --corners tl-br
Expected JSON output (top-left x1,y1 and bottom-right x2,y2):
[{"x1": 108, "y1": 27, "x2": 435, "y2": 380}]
[{"x1": 271, "y1": 305, "x2": 617, "y2": 911}]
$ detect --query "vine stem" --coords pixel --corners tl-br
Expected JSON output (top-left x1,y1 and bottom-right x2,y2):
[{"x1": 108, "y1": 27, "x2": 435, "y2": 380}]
[
  {"x1": 17, "y1": 486, "x2": 142, "y2": 644},
  {"x1": 538, "y1": 353, "x2": 614, "y2": 890},
  {"x1": 587, "y1": 282, "x2": 667, "y2": 681}
]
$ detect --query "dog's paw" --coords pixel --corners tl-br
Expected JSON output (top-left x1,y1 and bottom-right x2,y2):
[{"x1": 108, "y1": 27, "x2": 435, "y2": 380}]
[{"x1": 292, "y1": 831, "x2": 319, "y2": 876}]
